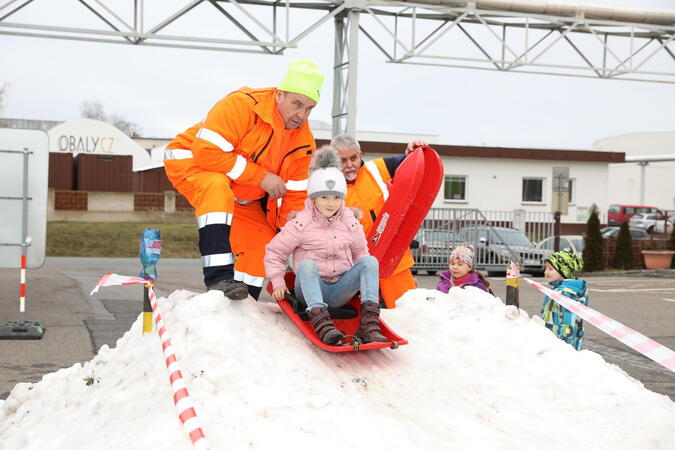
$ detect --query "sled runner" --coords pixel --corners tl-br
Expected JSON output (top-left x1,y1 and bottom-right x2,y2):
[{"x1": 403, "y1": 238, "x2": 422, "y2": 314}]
[
  {"x1": 367, "y1": 146, "x2": 444, "y2": 278},
  {"x1": 267, "y1": 273, "x2": 408, "y2": 353}
]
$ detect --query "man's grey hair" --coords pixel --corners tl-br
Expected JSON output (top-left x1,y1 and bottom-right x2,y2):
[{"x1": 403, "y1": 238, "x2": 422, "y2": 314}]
[{"x1": 331, "y1": 134, "x2": 360, "y2": 153}]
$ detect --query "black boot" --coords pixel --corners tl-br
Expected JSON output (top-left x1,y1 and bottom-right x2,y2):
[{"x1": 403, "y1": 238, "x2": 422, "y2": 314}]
[
  {"x1": 356, "y1": 302, "x2": 388, "y2": 343},
  {"x1": 207, "y1": 279, "x2": 249, "y2": 300},
  {"x1": 307, "y1": 307, "x2": 344, "y2": 346}
]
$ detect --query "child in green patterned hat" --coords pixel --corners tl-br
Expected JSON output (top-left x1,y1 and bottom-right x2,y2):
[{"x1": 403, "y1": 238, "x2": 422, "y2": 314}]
[{"x1": 541, "y1": 249, "x2": 589, "y2": 350}]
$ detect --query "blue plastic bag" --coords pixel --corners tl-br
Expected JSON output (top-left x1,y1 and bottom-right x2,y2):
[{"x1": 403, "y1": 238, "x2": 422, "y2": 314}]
[{"x1": 139, "y1": 228, "x2": 162, "y2": 281}]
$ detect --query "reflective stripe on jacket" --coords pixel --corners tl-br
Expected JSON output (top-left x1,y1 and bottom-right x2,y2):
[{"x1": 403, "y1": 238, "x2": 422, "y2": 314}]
[{"x1": 164, "y1": 87, "x2": 315, "y2": 229}]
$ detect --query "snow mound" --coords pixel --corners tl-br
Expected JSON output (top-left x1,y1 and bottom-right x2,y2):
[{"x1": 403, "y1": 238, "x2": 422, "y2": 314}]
[{"x1": 1, "y1": 287, "x2": 674, "y2": 449}]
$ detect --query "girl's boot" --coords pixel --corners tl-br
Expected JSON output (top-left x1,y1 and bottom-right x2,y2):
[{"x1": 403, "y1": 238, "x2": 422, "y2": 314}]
[
  {"x1": 307, "y1": 307, "x2": 344, "y2": 345},
  {"x1": 356, "y1": 302, "x2": 388, "y2": 343}
]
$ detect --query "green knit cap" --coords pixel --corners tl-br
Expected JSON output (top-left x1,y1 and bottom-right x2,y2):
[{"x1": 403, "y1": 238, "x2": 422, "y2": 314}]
[
  {"x1": 278, "y1": 59, "x2": 324, "y2": 104},
  {"x1": 545, "y1": 249, "x2": 583, "y2": 279}
]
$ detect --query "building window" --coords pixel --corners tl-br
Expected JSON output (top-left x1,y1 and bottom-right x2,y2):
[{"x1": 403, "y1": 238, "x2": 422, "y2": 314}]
[
  {"x1": 522, "y1": 178, "x2": 544, "y2": 202},
  {"x1": 444, "y1": 176, "x2": 466, "y2": 201},
  {"x1": 568, "y1": 178, "x2": 575, "y2": 204}
]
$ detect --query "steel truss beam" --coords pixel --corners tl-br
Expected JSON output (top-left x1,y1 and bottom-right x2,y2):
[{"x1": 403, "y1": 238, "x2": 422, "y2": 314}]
[
  {"x1": 358, "y1": 2, "x2": 675, "y2": 84},
  {"x1": 0, "y1": 0, "x2": 347, "y2": 53},
  {"x1": 332, "y1": 10, "x2": 359, "y2": 136},
  {"x1": 1, "y1": 1, "x2": 672, "y2": 81},
  {"x1": 1, "y1": 0, "x2": 674, "y2": 136}
]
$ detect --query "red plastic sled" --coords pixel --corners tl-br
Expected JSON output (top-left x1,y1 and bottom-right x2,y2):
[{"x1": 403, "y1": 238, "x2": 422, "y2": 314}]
[
  {"x1": 267, "y1": 273, "x2": 408, "y2": 353},
  {"x1": 367, "y1": 146, "x2": 444, "y2": 278}
]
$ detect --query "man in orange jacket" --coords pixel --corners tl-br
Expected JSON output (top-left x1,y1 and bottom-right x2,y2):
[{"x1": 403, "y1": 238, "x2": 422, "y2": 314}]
[
  {"x1": 164, "y1": 59, "x2": 324, "y2": 300},
  {"x1": 331, "y1": 134, "x2": 426, "y2": 308}
]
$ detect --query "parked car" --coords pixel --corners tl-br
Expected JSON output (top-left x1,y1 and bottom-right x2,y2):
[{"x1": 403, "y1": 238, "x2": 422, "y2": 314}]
[
  {"x1": 628, "y1": 213, "x2": 673, "y2": 234},
  {"x1": 607, "y1": 204, "x2": 660, "y2": 226},
  {"x1": 411, "y1": 229, "x2": 455, "y2": 275},
  {"x1": 536, "y1": 235, "x2": 584, "y2": 257},
  {"x1": 600, "y1": 227, "x2": 650, "y2": 239},
  {"x1": 455, "y1": 225, "x2": 551, "y2": 275}
]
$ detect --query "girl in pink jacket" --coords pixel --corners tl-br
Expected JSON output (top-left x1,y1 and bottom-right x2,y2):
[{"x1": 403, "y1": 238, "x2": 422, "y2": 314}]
[{"x1": 264, "y1": 146, "x2": 387, "y2": 346}]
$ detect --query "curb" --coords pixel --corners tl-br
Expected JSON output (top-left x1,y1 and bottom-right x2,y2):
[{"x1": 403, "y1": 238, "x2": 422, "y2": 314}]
[{"x1": 583, "y1": 269, "x2": 675, "y2": 278}]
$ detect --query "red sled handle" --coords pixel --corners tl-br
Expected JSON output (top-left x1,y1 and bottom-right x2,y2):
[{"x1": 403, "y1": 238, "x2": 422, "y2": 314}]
[{"x1": 367, "y1": 146, "x2": 444, "y2": 278}]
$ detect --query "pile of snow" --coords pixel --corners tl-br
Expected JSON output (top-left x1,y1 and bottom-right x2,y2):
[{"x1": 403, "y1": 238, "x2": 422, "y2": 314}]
[{"x1": 1, "y1": 286, "x2": 674, "y2": 449}]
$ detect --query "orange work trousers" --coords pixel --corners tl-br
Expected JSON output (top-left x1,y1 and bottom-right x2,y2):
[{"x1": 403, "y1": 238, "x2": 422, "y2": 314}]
[
  {"x1": 177, "y1": 171, "x2": 276, "y2": 298},
  {"x1": 380, "y1": 269, "x2": 417, "y2": 308}
]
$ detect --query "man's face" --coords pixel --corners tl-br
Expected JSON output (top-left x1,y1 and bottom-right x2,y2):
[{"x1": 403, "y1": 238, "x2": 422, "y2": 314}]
[
  {"x1": 276, "y1": 91, "x2": 316, "y2": 130},
  {"x1": 336, "y1": 146, "x2": 362, "y2": 182}
]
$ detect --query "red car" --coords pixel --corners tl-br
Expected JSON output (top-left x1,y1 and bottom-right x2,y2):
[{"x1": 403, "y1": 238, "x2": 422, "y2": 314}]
[{"x1": 607, "y1": 204, "x2": 660, "y2": 226}]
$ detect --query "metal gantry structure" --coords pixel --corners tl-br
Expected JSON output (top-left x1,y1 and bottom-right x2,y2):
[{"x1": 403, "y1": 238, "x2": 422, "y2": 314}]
[{"x1": 1, "y1": 0, "x2": 674, "y2": 135}]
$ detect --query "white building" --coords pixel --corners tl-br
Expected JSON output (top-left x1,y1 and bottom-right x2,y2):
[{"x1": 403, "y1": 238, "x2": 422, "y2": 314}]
[
  {"x1": 48, "y1": 119, "x2": 152, "y2": 171},
  {"x1": 325, "y1": 140, "x2": 622, "y2": 226},
  {"x1": 594, "y1": 132, "x2": 675, "y2": 212},
  {"x1": 6, "y1": 116, "x2": 625, "y2": 225}
]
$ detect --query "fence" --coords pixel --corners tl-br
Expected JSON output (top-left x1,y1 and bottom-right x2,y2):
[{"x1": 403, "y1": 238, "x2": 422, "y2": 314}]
[
  {"x1": 603, "y1": 237, "x2": 671, "y2": 269},
  {"x1": 411, "y1": 208, "x2": 554, "y2": 274}
]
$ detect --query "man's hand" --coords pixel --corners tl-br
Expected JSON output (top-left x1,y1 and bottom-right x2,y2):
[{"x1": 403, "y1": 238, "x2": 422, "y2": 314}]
[
  {"x1": 405, "y1": 140, "x2": 428, "y2": 155},
  {"x1": 260, "y1": 172, "x2": 287, "y2": 199},
  {"x1": 272, "y1": 286, "x2": 289, "y2": 301}
]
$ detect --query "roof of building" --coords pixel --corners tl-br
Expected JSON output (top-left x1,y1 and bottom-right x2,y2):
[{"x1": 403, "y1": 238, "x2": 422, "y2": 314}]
[{"x1": 317, "y1": 139, "x2": 625, "y2": 163}]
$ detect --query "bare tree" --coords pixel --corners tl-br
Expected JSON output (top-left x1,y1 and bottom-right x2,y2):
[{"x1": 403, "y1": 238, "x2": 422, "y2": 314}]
[
  {"x1": 80, "y1": 100, "x2": 107, "y2": 122},
  {"x1": 80, "y1": 100, "x2": 141, "y2": 136},
  {"x1": 110, "y1": 114, "x2": 141, "y2": 137}
]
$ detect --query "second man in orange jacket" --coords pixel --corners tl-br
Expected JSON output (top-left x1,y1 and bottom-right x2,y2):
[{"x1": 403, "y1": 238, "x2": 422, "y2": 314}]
[{"x1": 331, "y1": 134, "x2": 426, "y2": 308}]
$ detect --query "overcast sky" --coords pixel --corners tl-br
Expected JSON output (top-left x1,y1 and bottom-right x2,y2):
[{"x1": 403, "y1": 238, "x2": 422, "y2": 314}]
[{"x1": 0, "y1": 0, "x2": 673, "y2": 150}]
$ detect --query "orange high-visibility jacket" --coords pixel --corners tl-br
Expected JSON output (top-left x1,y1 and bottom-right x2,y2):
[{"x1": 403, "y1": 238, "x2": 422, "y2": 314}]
[
  {"x1": 345, "y1": 158, "x2": 415, "y2": 276},
  {"x1": 164, "y1": 87, "x2": 315, "y2": 229}
]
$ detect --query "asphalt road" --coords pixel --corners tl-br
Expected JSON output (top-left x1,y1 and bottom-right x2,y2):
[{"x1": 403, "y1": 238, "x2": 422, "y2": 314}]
[{"x1": 1, "y1": 258, "x2": 673, "y2": 402}]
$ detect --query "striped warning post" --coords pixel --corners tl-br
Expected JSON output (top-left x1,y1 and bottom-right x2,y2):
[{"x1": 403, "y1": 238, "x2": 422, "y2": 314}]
[
  {"x1": 91, "y1": 274, "x2": 211, "y2": 449},
  {"x1": 524, "y1": 277, "x2": 675, "y2": 373},
  {"x1": 19, "y1": 254, "x2": 26, "y2": 314},
  {"x1": 505, "y1": 262, "x2": 520, "y2": 308}
]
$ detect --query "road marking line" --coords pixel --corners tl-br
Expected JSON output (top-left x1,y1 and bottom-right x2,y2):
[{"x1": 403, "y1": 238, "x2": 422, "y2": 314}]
[
  {"x1": 590, "y1": 287, "x2": 675, "y2": 293},
  {"x1": 663, "y1": 298, "x2": 675, "y2": 303}
]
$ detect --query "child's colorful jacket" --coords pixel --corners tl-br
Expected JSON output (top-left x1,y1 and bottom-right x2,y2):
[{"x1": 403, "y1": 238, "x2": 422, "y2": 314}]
[
  {"x1": 436, "y1": 271, "x2": 490, "y2": 294},
  {"x1": 541, "y1": 278, "x2": 589, "y2": 350}
]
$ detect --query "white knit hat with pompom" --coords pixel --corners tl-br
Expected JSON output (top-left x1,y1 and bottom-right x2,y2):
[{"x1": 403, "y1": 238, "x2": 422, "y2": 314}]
[{"x1": 307, "y1": 145, "x2": 347, "y2": 199}]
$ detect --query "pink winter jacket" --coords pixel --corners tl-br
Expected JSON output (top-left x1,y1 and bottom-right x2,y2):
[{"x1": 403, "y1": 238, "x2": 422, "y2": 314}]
[{"x1": 264, "y1": 197, "x2": 370, "y2": 290}]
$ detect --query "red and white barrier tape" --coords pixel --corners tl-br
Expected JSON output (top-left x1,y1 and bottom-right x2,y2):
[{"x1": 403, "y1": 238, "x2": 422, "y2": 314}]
[
  {"x1": 506, "y1": 261, "x2": 520, "y2": 279},
  {"x1": 524, "y1": 277, "x2": 675, "y2": 373},
  {"x1": 91, "y1": 273, "x2": 211, "y2": 449}
]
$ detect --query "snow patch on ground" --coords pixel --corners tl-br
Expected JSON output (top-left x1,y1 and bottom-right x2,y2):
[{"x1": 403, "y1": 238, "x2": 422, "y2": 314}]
[{"x1": 1, "y1": 286, "x2": 674, "y2": 449}]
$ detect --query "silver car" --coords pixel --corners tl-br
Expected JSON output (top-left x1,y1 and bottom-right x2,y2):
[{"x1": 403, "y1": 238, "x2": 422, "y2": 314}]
[
  {"x1": 456, "y1": 226, "x2": 551, "y2": 275},
  {"x1": 628, "y1": 213, "x2": 673, "y2": 234},
  {"x1": 536, "y1": 235, "x2": 584, "y2": 258},
  {"x1": 411, "y1": 229, "x2": 456, "y2": 275},
  {"x1": 600, "y1": 227, "x2": 650, "y2": 239}
]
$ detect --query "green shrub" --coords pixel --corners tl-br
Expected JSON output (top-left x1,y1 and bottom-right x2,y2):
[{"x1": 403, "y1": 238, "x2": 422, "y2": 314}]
[
  {"x1": 583, "y1": 209, "x2": 605, "y2": 272},
  {"x1": 612, "y1": 221, "x2": 634, "y2": 269}
]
